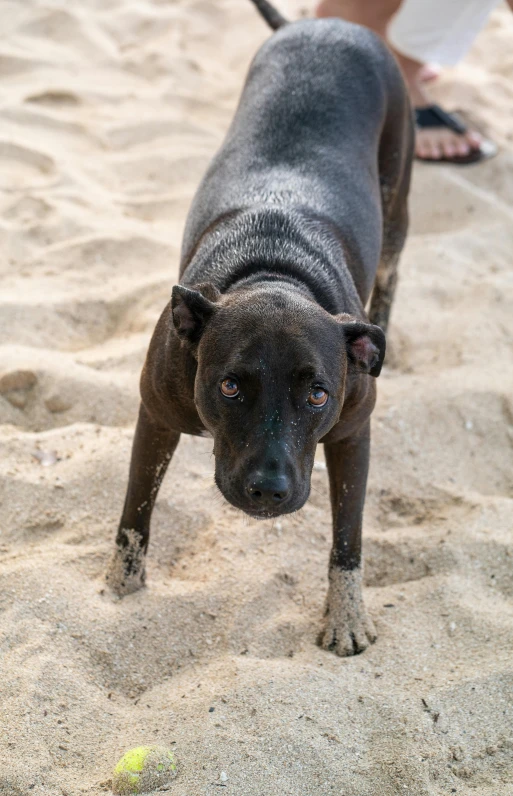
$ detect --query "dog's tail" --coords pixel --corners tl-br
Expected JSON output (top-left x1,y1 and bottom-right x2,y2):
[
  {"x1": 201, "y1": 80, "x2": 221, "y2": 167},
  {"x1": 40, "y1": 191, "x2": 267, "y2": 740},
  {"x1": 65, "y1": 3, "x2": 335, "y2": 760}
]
[{"x1": 249, "y1": 0, "x2": 288, "y2": 30}]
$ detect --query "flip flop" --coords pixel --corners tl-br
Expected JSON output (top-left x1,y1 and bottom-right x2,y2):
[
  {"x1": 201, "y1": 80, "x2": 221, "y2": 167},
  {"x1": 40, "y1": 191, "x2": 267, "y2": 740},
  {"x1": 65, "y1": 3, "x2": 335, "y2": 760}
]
[{"x1": 415, "y1": 104, "x2": 498, "y2": 165}]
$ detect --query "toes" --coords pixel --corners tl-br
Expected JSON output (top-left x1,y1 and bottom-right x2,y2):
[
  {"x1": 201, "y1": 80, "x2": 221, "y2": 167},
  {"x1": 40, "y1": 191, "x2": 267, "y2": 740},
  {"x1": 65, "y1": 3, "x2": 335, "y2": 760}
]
[
  {"x1": 339, "y1": 628, "x2": 373, "y2": 657},
  {"x1": 319, "y1": 623, "x2": 376, "y2": 657},
  {"x1": 416, "y1": 133, "x2": 442, "y2": 161},
  {"x1": 319, "y1": 629, "x2": 354, "y2": 657},
  {"x1": 455, "y1": 138, "x2": 471, "y2": 157},
  {"x1": 350, "y1": 629, "x2": 369, "y2": 654},
  {"x1": 466, "y1": 130, "x2": 483, "y2": 148},
  {"x1": 341, "y1": 633, "x2": 358, "y2": 656},
  {"x1": 442, "y1": 141, "x2": 457, "y2": 159},
  {"x1": 326, "y1": 629, "x2": 338, "y2": 652},
  {"x1": 415, "y1": 132, "x2": 433, "y2": 160},
  {"x1": 318, "y1": 626, "x2": 337, "y2": 653},
  {"x1": 416, "y1": 128, "x2": 483, "y2": 161}
]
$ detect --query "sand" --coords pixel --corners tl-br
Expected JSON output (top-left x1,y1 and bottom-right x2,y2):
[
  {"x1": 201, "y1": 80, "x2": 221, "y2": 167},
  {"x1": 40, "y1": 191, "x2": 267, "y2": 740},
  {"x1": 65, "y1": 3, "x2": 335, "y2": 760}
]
[{"x1": 1, "y1": 1, "x2": 513, "y2": 794}]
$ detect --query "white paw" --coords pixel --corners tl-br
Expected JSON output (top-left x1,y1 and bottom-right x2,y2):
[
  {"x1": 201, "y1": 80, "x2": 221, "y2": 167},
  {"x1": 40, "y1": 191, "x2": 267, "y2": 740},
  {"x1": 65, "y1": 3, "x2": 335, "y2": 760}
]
[
  {"x1": 105, "y1": 537, "x2": 146, "y2": 597},
  {"x1": 318, "y1": 567, "x2": 376, "y2": 656}
]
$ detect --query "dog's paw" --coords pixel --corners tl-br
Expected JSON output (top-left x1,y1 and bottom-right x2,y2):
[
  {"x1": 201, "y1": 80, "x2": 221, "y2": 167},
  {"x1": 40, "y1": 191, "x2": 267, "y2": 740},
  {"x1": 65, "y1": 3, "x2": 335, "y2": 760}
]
[
  {"x1": 317, "y1": 567, "x2": 376, "y2": 657},
  {"x1": 105, "y1": 543, "x2": 146, "y2": 597},
  {"x1": 318, "y1": 607, "x2": 376, "y2": 656}
]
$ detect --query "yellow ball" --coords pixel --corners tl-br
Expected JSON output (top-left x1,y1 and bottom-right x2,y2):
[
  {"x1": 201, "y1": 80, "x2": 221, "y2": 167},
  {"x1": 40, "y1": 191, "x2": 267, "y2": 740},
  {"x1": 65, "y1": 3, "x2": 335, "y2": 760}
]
[{"x1": 112, "y1": 745, "x2": 177, "y2": 794}]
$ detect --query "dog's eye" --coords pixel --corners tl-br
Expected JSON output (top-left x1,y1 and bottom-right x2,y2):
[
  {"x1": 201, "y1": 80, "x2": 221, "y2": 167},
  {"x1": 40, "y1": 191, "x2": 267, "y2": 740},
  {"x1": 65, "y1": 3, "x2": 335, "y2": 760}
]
[
  {"x1": 220, "y1": 378, "x2": 239, "y2": 398},
  {"x1": 308, "y1": 387, "x2": 328, "y2": 407}
]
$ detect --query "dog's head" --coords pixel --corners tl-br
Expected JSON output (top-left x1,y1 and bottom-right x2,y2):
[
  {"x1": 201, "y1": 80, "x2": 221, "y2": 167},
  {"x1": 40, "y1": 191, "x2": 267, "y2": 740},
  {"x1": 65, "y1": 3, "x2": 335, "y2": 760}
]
[{"x1": 171, "y1": 282, "x2": 385, "y2": 518}]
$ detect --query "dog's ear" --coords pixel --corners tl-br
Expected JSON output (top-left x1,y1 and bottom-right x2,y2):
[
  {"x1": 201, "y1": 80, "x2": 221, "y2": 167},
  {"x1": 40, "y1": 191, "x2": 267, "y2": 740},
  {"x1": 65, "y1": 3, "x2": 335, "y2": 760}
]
[
  {"x1": 171, "y1": 283, "x2": 220, "y2": 343},
  {"x1": 339, "y1": 320, "x2": 386, "y2": 377}
]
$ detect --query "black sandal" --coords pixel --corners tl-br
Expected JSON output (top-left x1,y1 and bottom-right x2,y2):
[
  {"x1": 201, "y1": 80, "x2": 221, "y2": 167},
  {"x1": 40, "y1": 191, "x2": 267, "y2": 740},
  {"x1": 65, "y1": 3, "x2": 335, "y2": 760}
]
[{"x1": 415, "y1": 104, "x2": 497, "y2": 165}]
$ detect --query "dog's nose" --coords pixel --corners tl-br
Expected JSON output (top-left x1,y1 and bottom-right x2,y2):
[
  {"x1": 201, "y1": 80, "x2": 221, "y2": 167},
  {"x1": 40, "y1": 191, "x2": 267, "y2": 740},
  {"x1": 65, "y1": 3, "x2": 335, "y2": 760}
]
[{"x1": 246, "y1": 474, "x2": 290, "y2": 507}]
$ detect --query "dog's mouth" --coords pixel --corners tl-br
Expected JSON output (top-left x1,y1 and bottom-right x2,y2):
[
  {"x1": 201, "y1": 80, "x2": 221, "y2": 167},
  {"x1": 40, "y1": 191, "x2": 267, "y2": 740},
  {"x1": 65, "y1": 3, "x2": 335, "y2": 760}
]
[
  {"x1": 243, "y1": 507, "x2": 284, "y2": 521},
  {"x1": 220, "y1": 489, "x2": 307, "y2": 520}
]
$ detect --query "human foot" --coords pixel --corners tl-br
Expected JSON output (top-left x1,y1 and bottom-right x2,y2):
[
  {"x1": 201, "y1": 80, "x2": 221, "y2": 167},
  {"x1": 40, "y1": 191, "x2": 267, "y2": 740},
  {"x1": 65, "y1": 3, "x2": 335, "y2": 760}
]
[
  {"x1": 415, "y1": 105, "x2": 487, "y2": 162},
  {"x1": 395, "y1": 51, "x2": 491, "y2": 162}
]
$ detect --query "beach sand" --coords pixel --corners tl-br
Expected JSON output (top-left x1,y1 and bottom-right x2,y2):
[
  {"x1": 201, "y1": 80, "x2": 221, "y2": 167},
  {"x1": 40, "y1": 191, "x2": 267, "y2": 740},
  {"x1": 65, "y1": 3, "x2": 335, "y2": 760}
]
[{"x1": 1, "y1": 1, "x2": 513, "y2": 794}]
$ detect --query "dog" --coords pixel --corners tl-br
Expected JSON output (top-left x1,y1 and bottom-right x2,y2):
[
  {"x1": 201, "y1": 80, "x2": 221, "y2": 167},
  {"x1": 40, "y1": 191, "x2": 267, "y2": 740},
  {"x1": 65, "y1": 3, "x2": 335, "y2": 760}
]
[{"x1": 106, "y1": 0, "x2": 413, "y2": 657}]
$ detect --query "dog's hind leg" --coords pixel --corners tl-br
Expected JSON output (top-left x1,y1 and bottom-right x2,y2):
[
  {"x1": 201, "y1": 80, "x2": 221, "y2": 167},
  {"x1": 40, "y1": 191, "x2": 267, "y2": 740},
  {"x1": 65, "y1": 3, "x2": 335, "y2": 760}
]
[
  {"x1": 369, "y1": 131, "x2": 411, "y2": 333},
  {"x1": 106, "y1": 403, "x2": 180, "y2": 596},
  {"x1": 369, "y1": 70, "x2": 413, "y2": 334},
  {"x1": 368, "y1": 220, "x2": 405, "y2": 334}
]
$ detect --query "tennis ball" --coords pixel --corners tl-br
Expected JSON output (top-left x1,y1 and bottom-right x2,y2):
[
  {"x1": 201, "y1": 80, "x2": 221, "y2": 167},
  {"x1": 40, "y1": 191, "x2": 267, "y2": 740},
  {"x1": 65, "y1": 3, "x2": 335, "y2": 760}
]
[{"x1": 112, "y1": 745, "x2": 177, "y2": 794}]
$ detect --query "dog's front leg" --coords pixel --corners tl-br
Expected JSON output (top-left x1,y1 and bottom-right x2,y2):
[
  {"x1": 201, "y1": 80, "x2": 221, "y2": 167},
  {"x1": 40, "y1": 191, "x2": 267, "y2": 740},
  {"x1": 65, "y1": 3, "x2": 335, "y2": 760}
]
[
  {"x1": 106, "y1": 403, "x2": 180, "y2": 596},
  {"x1": 319, "y1": 422, "x2": 376, "y2": 656}
]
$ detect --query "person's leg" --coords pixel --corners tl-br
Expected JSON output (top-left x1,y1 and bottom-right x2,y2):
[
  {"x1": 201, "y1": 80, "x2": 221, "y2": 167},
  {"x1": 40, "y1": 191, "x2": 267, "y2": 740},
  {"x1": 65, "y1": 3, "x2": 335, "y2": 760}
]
[
  {"x1": 316, "y1": 0, "x2": 500, "y2": 162},
  {"x1": 388, "y1": 0, "x2": 501, "y2": 160},
  {"x1": 393, "y1": 51, "x2": 482, "y2": 160},
  {"x1": 315, "y1": 0, "x2": 401, "y2": 38},
  {"x1": 315, "y1": 0, "x2": 437, "y2": 84}
]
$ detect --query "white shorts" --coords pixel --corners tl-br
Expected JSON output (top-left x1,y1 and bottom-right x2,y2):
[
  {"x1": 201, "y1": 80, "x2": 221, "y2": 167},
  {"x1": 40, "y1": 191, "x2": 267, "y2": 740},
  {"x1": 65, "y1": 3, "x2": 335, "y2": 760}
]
[{"x1": 388, "y1": 0, "x2": 501, "y2": 66}]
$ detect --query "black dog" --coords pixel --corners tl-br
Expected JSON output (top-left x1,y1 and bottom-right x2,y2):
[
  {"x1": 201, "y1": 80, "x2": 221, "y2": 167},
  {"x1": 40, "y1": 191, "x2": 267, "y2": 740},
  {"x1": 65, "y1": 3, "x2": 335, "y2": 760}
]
[{"x1": 107, "y1": 0, "x2": 413, "y2": 656}]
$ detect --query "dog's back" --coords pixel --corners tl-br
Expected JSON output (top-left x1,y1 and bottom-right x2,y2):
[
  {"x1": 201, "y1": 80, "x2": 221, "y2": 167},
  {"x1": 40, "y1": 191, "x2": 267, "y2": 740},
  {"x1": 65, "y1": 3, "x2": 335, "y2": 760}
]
[
  {"x1": 181, "y1": 19, "x2": 411, "y2": 295},
  {"x1": 231, "y1": 19, "x2": 392, "y2": 175}
]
